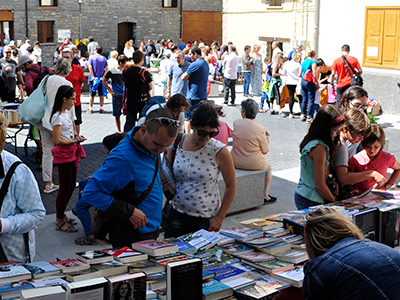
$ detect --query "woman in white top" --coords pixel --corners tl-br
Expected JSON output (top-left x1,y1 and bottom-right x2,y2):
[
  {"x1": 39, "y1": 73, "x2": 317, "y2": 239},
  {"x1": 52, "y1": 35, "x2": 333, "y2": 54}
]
[
  {"x1": 33, "y1": 41, "x2": 42, "y2": 66},
  {"x1": 123, "y1": 39, "x2": 134, "y2": 59},
  {"x1": 281, "y1": 52, "x2": 302, "y2": 119}
]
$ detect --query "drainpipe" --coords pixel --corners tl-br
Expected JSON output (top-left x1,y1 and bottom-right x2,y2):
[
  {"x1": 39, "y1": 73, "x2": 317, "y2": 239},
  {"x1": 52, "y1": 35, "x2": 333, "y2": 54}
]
[
  {"x1": 314, "y1": 0, "x2": 320, "y2": 56},
  {"x1": 179, "y1": 0, "x2": 183, "y2": 38},
  {"x1": 25, "y1": 0, "x2": 28, "y2": 38},
  {"x1": 79, "y1": 0, "x2": 82, "y2": 38}
]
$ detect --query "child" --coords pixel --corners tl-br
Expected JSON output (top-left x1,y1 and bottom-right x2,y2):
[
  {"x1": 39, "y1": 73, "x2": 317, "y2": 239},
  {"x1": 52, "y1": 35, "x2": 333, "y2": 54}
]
[
  {"x1": 259, "y1": 57, "x2": 271, "y2": 113},
  {"x1": 294, "y1": 105, "x2": 345, "y2": 209},
  {"x1": 205, "y1": 56, "x2": 215, "y2": 97},
  {"x1": 348, "y1": 124, "x2": 400, "y2": 194},
  {"x1": 51, "y1": 86, "x2": 86, "y2": 233}
]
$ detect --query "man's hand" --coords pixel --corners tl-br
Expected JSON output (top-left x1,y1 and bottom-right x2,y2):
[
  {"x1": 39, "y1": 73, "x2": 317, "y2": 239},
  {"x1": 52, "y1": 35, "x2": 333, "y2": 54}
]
[
  {"x1": 129, "y1": 208, "x2": 148, "y2": 229},
  {"x1": 5, "y1": 67, "x2": 11, "y2": 72},
  {"x1": 208, "y1": 216, "x2": 223, "y2": 232},
  {"x1": 161, "y1": 179, "x2": 171, "y2": 192},
  {"x1": 372, "y1": 171, "x2": 387, "y2": 187}
]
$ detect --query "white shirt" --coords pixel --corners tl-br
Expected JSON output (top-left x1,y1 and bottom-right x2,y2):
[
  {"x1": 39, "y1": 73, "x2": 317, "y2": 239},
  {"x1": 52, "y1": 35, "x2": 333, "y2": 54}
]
[
  {"x1": 50, "y1": 111, "x2": 74, "y2": 141},
  {"x1": 272, "y1": 47, "x2": 282, "y2": 61},
  {"x1": 159, "y1": 58, "x2": 172, "y2": 83},
  {"x1": 20, "y1": 43, "x2": 30, "y2": 56},
  {"x1": 281, "y1": 60, "x2": 301, "y2": 85},
  {"x1": 223, "y1": 52, "x2": 239, "y2": 80},
  {"x1": 33, "y1": 47, "x2": 42, "y2": 62}
]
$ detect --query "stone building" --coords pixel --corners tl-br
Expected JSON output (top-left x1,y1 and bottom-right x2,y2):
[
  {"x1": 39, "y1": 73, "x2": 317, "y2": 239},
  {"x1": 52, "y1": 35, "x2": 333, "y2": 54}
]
[{"x1": 0, "y1": 0, "x2": 222, "y2": 66}]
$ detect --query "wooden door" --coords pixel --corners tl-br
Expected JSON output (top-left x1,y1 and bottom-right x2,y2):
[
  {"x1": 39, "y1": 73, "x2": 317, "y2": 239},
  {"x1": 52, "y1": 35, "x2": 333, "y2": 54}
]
[{"x1": 182, "y1": 11, "x2": 222, "y2": 45}]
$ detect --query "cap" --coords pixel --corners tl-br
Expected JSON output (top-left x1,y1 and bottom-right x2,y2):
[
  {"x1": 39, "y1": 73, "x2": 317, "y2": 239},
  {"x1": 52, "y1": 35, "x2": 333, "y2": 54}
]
[
  {"x1": 199, "y1": 42, "x2": 205, "y2": 48},
  {"x1": 17, "y1": 55, "x2": 32, "y2": 68}
]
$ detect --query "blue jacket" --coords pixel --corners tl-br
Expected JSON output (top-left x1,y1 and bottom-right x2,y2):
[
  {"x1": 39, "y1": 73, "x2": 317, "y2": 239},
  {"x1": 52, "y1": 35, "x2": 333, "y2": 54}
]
[{"x1": 303, "y1": 237, "x2": 400, "y2": 300}]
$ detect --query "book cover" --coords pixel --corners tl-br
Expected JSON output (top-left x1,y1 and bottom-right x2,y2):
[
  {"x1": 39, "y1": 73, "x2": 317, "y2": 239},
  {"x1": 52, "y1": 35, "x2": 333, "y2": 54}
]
[
  {"x1": 253, "y1": 275, "x2": 292, "y2": 292},
  {"x1": 75, "y1": 250, "x2": 114, "y2": 264},
  {"x1": 66, "y1": 277, "x2": 109, "y2": 300},
  {"x1": 250, "y1": 259, "x2": 294, "y2": 274},
  {"x1": 20, "y1": 285, "x2": 67, "y2": 300},
  {"x1": 23, "y1": 261, "x2": 61, "y2": 278},
  {"x1": 170, "y1": 241, "x2": 196, "y2": 255},
  {"x1": 245, "y1": 236, "x2": 281, "y2": 246},
  {"x1": 256, "y1": 241, "x2": 291, "y2": 255},
  {"x1": 158, "y1": 256, "x2": 189, "y2": 266},
  {"x1": 203, "y1": 278, "x2": 233, "y2": 300},
  {"x1": 131, "y1": 240, "x2": 178, "y2": 256},
  {"x1": 106, "y1": 271, "x2": 147, "y2": 300},
  {"x1": 205, "y1": 248, "x2": 241, "y2": 265},
  {"x1": 89, "y1": 260, "x2": 128, "y2": 277},
  {"x1": 351, "y1": 207, "x2": 379, "y2": 241},
  {"x1": 222, "y1": 276, "x2": 254, "y2": 289},
  {"x1": 0, "y1": 281, "x2": 34, "y2": 299},
  {"x1": 379, "y1": 205, "x2": 400, "y2": 247},
  {"x1": 65, "y1": 268, "x2": 101, "y2": 282},
  {"x1": 271, "y1": 266, "x2": 304, "y2": 288},
  {"x1": 50, "y1": 259, "x2": 90, "y2": 274},
  {"x1": 30, "y1": 278, "x2": 68, "y2": 288},
  {"x1": 146, "y1": 272, "x2": 167, "y2": 291},
  {"x1": 233, "y1": 283, "x2": 280, "y2": 300},
  {"x1": 275, "y1": 249, "x2": 309, "y2": 264},
  {"x1": 0, "y1": 263, "x2": 31, "y2": 284},
  {"x1": 102, "y1": 246, "x2": 148, "y2": 263},
  {"x1": 207, "y1": 265, "x2": 247, "y2": 284},
  {"x1": 126, "y1": 259, "x2": 165, "y2": 275},
  {"x1": 218, "y1": 242, "x2": 254, "y2": 255},
  {"x1": 237, "y1": 252, "x2": 275, "y2": 262},
  {"x1": 190, "y1": 229, "x2": 224, "y2": 250},
  {"x1": 240, "y1": 218, "x2": 282, "y2": 231},
  {"x1": 149, "y1": 252, "x2": 186, "y2": 263},
  {"x1": 219, "y1": 227, "x2": 263, "y2": 241},
  {"x1": 167, "y1": 258, "x2": 203, "y2": 300},
  {"x1": 264, "y1": 228, "x2": 291, "y2": 237}
]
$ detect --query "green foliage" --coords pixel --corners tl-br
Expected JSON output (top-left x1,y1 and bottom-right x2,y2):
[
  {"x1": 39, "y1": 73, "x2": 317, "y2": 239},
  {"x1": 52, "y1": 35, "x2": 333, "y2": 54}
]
[
  {"x1": 153, "y1": 59, "x2": 161, "y2": 68},
  {"x1": 368, "y1": 113, "x2": 377, "y2": 124}
]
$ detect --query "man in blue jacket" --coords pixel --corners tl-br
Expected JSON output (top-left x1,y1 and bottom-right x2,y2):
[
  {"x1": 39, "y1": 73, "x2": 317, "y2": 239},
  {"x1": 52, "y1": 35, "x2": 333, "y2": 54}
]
[{"x1": 79, "y1": 108, "x2": 178, "y2": 247}]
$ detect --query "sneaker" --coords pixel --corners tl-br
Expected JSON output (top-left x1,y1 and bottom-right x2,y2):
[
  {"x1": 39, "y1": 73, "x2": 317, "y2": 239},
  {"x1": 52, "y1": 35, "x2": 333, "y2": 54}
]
[
  {"x1": 270, "y1": 110, "x2": 277, "y2": 115},
  {"x1": 300, "y1": 115, "x2": 306, "y2": 122},
  {"x1": 265, "y1": 109, "x2": 271, "y2": 114},
  {"x1": 259, "y1": 108, "x2": 264, "y2": 113},
  {"x1": 278, "y1": 111, "x2": 286, "y2": 118},
  {"x1": 289, "y1": 114, "x2": 294, "y2": 119},
  {"x1": 86, "y1": 109, "x2": 93, "y2": 114},
  {"x1": 306, "y1": 117, "x2": 313, "y2": 123}
]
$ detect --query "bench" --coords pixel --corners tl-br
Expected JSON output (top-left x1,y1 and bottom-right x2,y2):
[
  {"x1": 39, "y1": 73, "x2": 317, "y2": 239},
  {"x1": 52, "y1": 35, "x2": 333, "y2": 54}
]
[{"x1": 218, "y1": 168, "x2": 265, "y2": 214}]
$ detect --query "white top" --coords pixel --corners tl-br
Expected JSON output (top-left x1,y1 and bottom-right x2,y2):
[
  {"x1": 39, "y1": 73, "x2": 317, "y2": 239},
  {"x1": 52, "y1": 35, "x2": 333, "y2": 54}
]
[
  {"x1": 50, "y1": 111, "x2": 74, "y2": 141},
  {"x1": 223, "y1": 52, "x2": 239, "y2": 80},
  {"x1": 42, "y1": 75, "x2": 75, "y2": 131},
  {"x1": 159, "y1": 58, "x2": 172, "y2": 83},
  {"x1": 123, "y1": 47, "x2": 134, "y2": 59},
  {"x1": 208, "y1": 63, "x2": 215, "y2": 82},
  {"x1": 272, "y1": 47, "x2": 282, "y2": 61},
  {"x1": 281, "y1": 60, "x2": 301, "y2": 85},
  {"x1": 33, "y1": 47, "x2": 42, "y2": 63}
]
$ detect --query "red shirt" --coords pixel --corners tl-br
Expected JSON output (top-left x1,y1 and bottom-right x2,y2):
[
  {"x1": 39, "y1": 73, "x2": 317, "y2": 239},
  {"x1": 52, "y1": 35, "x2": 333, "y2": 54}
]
[
  {"x1": 65, "y1": 63, "x2": 85, "y2": 106},
  {"x1": 348, "y1": 150, "x2": 396, "y2": 193},
  {"x1": 214, "y1": 121, "x2": 233, "y2": 147},
  {"x1": 331, "y1": 55, "x2": 361, "y2": 88},
  {"x1": 25, "y1": 64, "x2": 54, "y2": 96}
]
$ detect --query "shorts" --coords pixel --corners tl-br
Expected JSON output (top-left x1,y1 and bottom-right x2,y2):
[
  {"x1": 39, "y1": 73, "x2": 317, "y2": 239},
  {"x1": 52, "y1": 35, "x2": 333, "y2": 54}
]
[
  {"x1": 184, "y1": 99, "x2": 203, "y2": 120},
  {"x1": 89, "y1": 81, "x2": 107, "y2": 97},
  {"x1": 161, "y1": 81, "x2": 167, "y2": 90},
  {"x1": 112, "y1": 95, "x2": 123, "y2": 117},
  {"x1": 74, "y1": 105, "x2": 82, "y2": 125}
]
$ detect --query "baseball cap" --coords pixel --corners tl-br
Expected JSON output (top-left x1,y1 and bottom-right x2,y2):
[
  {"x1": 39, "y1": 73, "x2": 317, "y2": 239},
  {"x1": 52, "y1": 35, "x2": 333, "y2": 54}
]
[
  {"x1": 17, "y1": 55, "x2": 32, "y2": 68},
  {"x1": 199, "y1": 42, "x2": 205, "y2": 48}
]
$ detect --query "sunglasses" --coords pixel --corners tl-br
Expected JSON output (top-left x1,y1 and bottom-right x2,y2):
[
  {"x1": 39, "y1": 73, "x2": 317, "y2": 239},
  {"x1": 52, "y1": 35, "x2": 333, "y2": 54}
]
[
  {"x1": 349, "y1": 100, "x2": 368, "y2": 111},
  {"x1": 145, "y1": 117, "x2": 180, "y2": 129},
  {"x1": 196, "y1": 127, "x2": 220, "y2": 138},
  {"x1": 4, "y1": 51, "x2": 11, "y2": 54}
]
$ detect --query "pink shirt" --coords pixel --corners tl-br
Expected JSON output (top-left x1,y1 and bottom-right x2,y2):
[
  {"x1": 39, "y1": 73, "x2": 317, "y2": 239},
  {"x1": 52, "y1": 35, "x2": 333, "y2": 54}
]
[
  {"x1": 348, "y1": 150, "x2": 396, "y2": 193},
  {"x1": 214, "y1": 121, "x2": 233, "y2": 146}
]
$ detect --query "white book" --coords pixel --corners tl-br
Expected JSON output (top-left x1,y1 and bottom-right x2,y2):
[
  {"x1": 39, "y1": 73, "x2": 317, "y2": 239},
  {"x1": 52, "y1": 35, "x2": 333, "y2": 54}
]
[
  {"x1": 66, "y1": 277, "x2": 109, "y2": 300},
  {"x1": 21, "y1": 286, "x2": 67, "y2": 300}
]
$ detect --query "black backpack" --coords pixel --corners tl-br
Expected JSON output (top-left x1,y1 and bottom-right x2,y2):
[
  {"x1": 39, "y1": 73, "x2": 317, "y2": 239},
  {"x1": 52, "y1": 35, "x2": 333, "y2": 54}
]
[{"x1": 30, "y1": 66, "x2": 52, "y2": 88}]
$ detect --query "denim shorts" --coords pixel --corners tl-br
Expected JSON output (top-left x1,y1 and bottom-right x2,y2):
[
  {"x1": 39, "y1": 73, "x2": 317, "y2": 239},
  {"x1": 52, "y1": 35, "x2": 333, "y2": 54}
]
[
  {"x1": 184, "y1": 99, "x2": 203, "y2": 120},
  {"x1": 112, "y1": 95, "x2": 123, "y2": 117},
  {"x1": 294, "y1": 192, "x2": 320, "y2": 210}
]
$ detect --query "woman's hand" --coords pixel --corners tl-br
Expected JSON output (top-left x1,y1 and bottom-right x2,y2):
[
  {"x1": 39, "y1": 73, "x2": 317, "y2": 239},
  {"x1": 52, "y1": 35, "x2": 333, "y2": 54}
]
[
  {"x1": 372, "y1": 171, "x2": 387, "y2": 186},
  {"x1": 209, "y1": 216, "x2": 223, "y2": 232}
]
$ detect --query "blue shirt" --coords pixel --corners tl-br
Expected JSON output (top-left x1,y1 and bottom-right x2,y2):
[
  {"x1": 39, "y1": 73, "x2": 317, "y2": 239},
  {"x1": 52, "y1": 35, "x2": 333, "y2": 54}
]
[
  {"x1": 88, "y1": 54, "x2": 108, "y2": 81},
  {"x1": 186, "y1": 57, "x2": 208, "y2": 100},
  {"x1": 105, "y1": 67, "x2": 124, "y2": 95},
  {"x1": 79, "y1": 127, "x2": 163, "y2": 235},
  {"x1": 168, "y1": 62, "x2": 190, "y2": 96},
  {"x1": 303, "y1": 237, "x2": 400, "y2": 300},
  {"x1": 177, "y1": 42, "x2": 186, "y2": 50}
]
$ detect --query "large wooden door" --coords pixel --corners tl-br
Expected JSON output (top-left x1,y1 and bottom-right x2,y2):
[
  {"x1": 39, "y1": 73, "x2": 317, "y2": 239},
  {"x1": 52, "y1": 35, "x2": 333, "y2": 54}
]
[
  {"x1": 118, "y1": 22, "x2": 136, "y2": 54},
  {"x1": 182, "y1": 11, "x2": 222, "y2": 45},
  {"x1": 364, "y1": 7, "x2": 400, "y2": 69}
]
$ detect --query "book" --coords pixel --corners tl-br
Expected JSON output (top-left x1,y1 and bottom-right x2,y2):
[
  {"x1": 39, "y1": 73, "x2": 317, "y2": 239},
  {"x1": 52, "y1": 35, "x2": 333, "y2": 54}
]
[
  {"x1": 255, "y1": 241, "x2": 291, "y2": 255},
  {"x1": 218, "y1": 242, "x2": 254, "y2": 256},
  {"x1": 178, "y1": 229, "x2": 223, "y2": 251},
  {"x1": 90, "y1": 260, "x2": 128, "y2": 277},
  {"x1": 275, "y1": 249, "x2": 309, "y2": 264},
  {"x1": 264, "y1": 228, "x2": 291, "y2": 238},
  {"x1": 29, "y1": 273, "x2": 66, "y2": 282},
  {"x1": 245, "y1": 236, "x2": 281, "y2": 246},
  {"x1": 65, "y1": 268, "x2": 101, "y2": 282},
  {"x1": 102, "y1": 246, "x2": 148, "y2": 263},
  {"x1": 222, "y1": 276, "x2": 255, "y2": 289},
  {"x1": 378, "y1": 204, "x2": 400, "y2": 247},
  {"x1": 219, "y1": 227, "x2": 263, "y2": 242},
  {"x1": 75, "y1": 250, "x2": 114, "y2": 264},
  {"x1": 170, "y1": 241, "x2": 196, "y2": 255},
  {"x1": 30, "y1": 278, "x2": 68, "y2": 288},
  {"x1": 242, "y1": 259, "x2": 294, "y2": 274},
  {"x1": 233, "y1": 283, "x2": 280, "y2": 300},
  {"x1": 351, "y1": 207, "x2": 379, "y2": 241},
  {"x1": 146, "y1": 272, "x2": 167, "y2": 291},
  {"x1": 106, "y1": 271, "x2": 147, "y2": 300},
  {"x1": 282, "y1": 218, "x2": 305, "y2": 236},
  {"x1": 131, "y1": 240, "x2": 178, "y2": 256},
  {"x1": 372, "y1": 187, "x2": 400, "y2": 198},
  {"x1": 262, "y1": 211, "x2": 307, "y2": 223},
  {"x1": 158, "y1": 256, "x2": 189, "y2": 266},
  {"x1": 50, "y1": 259, "x2": 90, "y2": 274},
  {"x1": 252, "y1": 275, "x2": 292, "y2": 292},
  {"x1": 66, "y1": 277, "x2": 109, "y2": 300},
  {"x1": 203, "y1": 279, "x2": 233, "y2": 300},
  {"x1": 207, "y1": 265, "x2": 247, "y2": 284},
  {"x1": 0, "y1": 262, "x2": 31, "y2": 285},
  {"x1": 237, "y1": 252, "x2": 275, "y2": 262},
  {"x1": 126, "y1": 260, "x2": 165, "y2": 275},
  {"x1": 0, "y1": 281, "x2": 34, "y2": 299},
  {"x1": 240, "y1": 219, "x2": 282, "y2": 231},
  {"x1": 279, "y1": 234, "x2": 304, "y2": 245},
  {"x1": 23, "y1": 261, "x2": 61, "y2": 279},
  {"x1": 149, "y1": 252, "x2": 186, "y2": 263},
  {"x1": 21, "y1": 286, "x2": 67, "y2": 300},
  {"x1": 166, "y1": 258, "x2": 203, "y2": 300},
  {"x1": 271, "y1": 266, "x2": 304, "y2": 288}
]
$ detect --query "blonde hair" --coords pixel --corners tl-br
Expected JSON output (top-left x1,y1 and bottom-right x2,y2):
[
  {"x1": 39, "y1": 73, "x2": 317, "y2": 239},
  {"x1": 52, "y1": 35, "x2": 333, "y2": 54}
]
[
  {"x1": 304, "y1": 207, "x2": 364, "y2": 260},
  {"x1": 110, "y1": 51, "x2": 118, "y2": 59},
  {"x1": 0, "y1": 113, "x2": 8, "y2": 151},
  {"x1": 307, "y1": 50, "x2": 316, "y2": 58},
  {"x1": 292, "y1": 52, "x2": 301, "y2": 62},
  {"x1": 125, "y1": 39, "x2": 133, "y2": 49},
  {"x1": 252, "y1": 44, "x2": 260, "y2": 53},
  {"x1": 204, "y1": 56, "x2": 212, "y2": 64}
]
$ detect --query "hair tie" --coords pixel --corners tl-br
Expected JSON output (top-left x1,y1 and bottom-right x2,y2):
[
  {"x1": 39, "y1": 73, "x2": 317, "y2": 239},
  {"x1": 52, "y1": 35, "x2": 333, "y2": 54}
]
[{"x1": 332, "y1": 115, "x2": 345, "y2": 125}]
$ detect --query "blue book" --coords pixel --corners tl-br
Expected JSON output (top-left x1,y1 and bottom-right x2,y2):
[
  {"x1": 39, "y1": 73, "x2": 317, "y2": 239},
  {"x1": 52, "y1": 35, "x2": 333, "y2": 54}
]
[
  {"x1": 208, "y1": 265, "x2": 247, "y2": 284},
  {"x1": 203, "y1": 279, "x2": 233, "y2": 299},
  {"x1": 0, "y1": 281, "x2": 34, "y2": 299},
  {"x1": 171, "y1": 241, "x2": 196, "y2": 254},
  {"x1": 23, "y1": 260, "x2": 61, "y2": 278}
]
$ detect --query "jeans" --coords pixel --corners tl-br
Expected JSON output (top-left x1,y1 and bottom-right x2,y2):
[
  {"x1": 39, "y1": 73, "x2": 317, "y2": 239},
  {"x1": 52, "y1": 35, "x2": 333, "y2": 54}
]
[
  {"x1": 243, "y1": 72, "x2": 251, "y2": 95},
  {"x1": 336, "y1": 84, "x2": 351, "y2": 103},
  {"x1": 301, "y1": 79, "x2": 317, "y2": 117},
  {"x1": 163, "y1": 205, "x2": 210, "y2": 238},
  {"x1": 260, "y1": 92, "x2": 270, "y2": 110},
  {"x1": 224, "y1": 78, "x2": 236, "y2": 104},
  {"x1": 294, "y1": 192, "x2": 319, "y2": 210}
]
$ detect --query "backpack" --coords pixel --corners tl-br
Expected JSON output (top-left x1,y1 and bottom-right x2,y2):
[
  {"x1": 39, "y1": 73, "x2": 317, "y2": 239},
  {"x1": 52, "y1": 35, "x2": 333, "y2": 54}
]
[
  {"x1": 30, "y1": 66, "x2": 51, "y2": 89},
  {"x1": 265, "y1": 63, "x2": 273, "y2": 82},
  {"x1": 141, "y1": 96, "x2": 166, "y2": 117}
]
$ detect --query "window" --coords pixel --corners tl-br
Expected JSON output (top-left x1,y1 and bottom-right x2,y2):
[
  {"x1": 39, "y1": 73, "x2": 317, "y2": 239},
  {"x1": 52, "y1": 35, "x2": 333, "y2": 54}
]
[
  {"x1": 39, "y1": 0, "x2": 58, "y2": 6},
  {"x1": 270, "y1": 0, "x2": 282, "y2": 6},
  {"x1": 162, "y1": 0, "x2": 177, "y2": 8},
  {"x1": 37, "y1": 21, "x2": 54, "y2": 43}
]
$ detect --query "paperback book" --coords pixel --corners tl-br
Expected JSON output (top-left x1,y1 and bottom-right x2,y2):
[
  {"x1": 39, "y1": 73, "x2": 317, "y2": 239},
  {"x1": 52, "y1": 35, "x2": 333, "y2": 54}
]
[
  {"x1": 237, "y1": 252, "x2": 275, "y2": 262},
  {"x1": 20, "y1": 285, "x2": 67, "y2": 300},
  {"x1": 255, "y1": 241, "x2": 291, "y2": 255},
  {"x1": 271, "y1": 266, "x2": 304, "y2": 288},
  {"x1": 126, "y1": 259, "x2": 165, "y2": 275},
  {"x1": 90, "y1": 260, "x2": 128, "y2": 277},
  {"x1": 207, "y1": 265, "x2": 247, "y2": 284},
  {"x1": 242, "y1": 259, "x2": 294, "y2": 274},
  {"x1": 240, "y1": 219, "x2": 282, "y2": 231},
  {"x1": 102, "y1": 246, "x2": 148, "y2": 263},
  {"x1": 275, "y1": 249, "x2": 309, "y2": 264},
  {"x1": 66, "y1": 277, "x2": 109, "y2": 300},
  {"x1": 149, "y1": 252, "x2": 186, "y2": 263},
  {"x1": 0, "y1": 281, "x2": 34, "y2": 299},
  {"x1": 203, "y1": 278, "x2": 233, "y2": 300},
  {"x1": 107, "y1": 271, "x2": 147, "y2": 300},
  {"x1": 50, "y1": 259, "x2": 90, "y2": 274},
  {"x1": 131, "y1": 239, "x2": 178, "y2": 256},
  {"x1": 75, "y1": 250, "x2": 114, "y2": 265},
  {"x1": 218, "y1": 242, "x2": 254, "y2": 256},
  {"x1": 264, "y1": 228, "x2": 291, "y2": 238},
  {"x1": 219, "y1": 227, "x2": 263, "y2": 242},
  {"x1": 23, "y1": 261, "x2": 61, "y2": 279},
  {"x1": 0, "y1": 262, "x2": 31, "y2": 284}
]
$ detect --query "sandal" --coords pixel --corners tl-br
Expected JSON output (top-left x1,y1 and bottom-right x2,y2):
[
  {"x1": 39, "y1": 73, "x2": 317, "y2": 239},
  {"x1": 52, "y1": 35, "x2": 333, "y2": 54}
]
[
  {"x1": 55, "y1": 221, "x2": 78, "y2": 233},
  {"x1": 74, "y1": 236, "x2": 98, "y2": 246},
  {"x1": 65, "y1": 217, "x2": 78, "y2": 225},
  {"x1": 44, "y1": 184, "x2": 59, "y2": 194}
]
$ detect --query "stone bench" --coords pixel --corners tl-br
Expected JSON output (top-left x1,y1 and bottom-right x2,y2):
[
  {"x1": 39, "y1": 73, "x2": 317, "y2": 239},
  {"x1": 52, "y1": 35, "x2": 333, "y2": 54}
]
[{"x1": 218, "y1": 168, "x2": 265, "y2": 214}]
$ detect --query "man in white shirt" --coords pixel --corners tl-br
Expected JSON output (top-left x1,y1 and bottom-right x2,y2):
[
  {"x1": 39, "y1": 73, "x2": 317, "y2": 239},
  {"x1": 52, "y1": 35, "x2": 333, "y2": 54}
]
[
  {"x1": 223, "y1": 45, "x2": 239, "y2": 105},
  {"x1": 271, "y1": 41, "x2": 282, "y2": 61},
  {"x1": 19, "y1": 39, "x2": 31, "y2": 56}
]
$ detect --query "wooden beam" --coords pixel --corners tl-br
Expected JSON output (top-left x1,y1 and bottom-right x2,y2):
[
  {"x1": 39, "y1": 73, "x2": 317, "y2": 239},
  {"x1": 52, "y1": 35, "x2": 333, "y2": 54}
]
[{"x1": 259, "y1": 36, "x2": 290, "y2": 43}]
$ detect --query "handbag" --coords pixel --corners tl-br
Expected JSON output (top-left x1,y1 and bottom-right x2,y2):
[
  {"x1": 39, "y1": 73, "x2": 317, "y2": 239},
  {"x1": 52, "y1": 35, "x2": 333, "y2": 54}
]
[
  {"x1": 303, "y1": 60, "x2": 315, "y2": 83},
  {"x1": 92, "y1": 155, "x2": 160, "y2": 240},
  {"x1": 18, "y1": 75, "x2": 51, "y2": 125},
  {"x1": 342, "y1": 56, "x2": 364, "y2": 87}
]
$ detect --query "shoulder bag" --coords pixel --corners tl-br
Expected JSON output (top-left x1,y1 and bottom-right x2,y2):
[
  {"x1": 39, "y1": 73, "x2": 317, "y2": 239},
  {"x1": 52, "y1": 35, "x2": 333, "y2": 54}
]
[{"x1": 342, "y1": 56, "x2": 363, "y2": 87}]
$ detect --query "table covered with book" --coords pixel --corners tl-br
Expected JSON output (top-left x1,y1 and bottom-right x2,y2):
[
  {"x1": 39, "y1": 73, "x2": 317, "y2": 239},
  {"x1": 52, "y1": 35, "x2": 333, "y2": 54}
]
[{"x1": 2, "y1": 187, "x2": 400, "y2": 300}]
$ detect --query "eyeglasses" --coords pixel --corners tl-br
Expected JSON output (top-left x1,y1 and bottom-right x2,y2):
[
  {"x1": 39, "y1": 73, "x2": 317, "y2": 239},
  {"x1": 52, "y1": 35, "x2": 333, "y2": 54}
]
[
  {"x1": 4, "y1": 51, "x2": 11, "y2": 54},
  {"x1": 196, "y1": 127, "x2": 220, "y2": 138},
  {"x1": 349, "y1": 101, "x2": 368, "y2": 111},
  {"x1": 145, "y1": 117, "x2": 180, "y2": 129}
]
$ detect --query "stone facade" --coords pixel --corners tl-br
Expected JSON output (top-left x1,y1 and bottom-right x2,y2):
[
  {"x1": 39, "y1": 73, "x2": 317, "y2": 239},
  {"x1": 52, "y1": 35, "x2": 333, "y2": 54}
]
[{"x1": 1, "y1": 0, "x2": 221, "y2": 67}]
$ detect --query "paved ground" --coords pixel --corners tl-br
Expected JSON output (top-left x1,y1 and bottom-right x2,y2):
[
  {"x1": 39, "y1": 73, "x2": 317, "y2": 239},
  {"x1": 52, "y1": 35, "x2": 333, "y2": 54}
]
[{"x1": 6, "y1": 83, "x2": 400, "y2": 262}]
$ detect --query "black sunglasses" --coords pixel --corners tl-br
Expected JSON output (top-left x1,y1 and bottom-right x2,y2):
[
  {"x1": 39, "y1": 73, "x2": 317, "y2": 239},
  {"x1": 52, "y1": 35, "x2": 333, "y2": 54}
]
[
  {"x1": 145, "y1": 117, "x2": 180, "y2": 129},
  {"x1": 196, "y1": 127, "x2": 219, "y2": 138},
  {"x1": 4, "y1": 51, "x2": 11, "y2": 54}
]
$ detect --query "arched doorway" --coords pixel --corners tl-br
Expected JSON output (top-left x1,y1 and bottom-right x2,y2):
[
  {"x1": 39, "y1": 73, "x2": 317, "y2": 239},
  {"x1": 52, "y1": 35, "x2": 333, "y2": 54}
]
[{"x1": 118, "y1": 22, "x2": 136, "y2": 54}]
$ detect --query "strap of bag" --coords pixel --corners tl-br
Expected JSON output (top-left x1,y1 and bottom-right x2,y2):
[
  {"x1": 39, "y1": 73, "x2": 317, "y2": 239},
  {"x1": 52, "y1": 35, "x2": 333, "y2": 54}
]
[
  {"x1": 170, "y1": 132, "x2": 184, "y2": 167},
  {"x1": 0, "y1": 161, "x2": 31, "y2": 262},
  {"x1": 135, "y1": 154, "x2": 160, "y2": 206},
  {"x1": 342, "y1": 55, "x2": 357, "y2": 76}
]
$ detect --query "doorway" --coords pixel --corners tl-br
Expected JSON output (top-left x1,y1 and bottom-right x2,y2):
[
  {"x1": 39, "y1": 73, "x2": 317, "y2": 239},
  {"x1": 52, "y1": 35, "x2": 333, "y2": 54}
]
[
  {"x1": 117, "y1": 22, "x2": 136, "y2": 54},
  {"x1": 0, "y1": 10, "x2": 14, "y2": 45}
]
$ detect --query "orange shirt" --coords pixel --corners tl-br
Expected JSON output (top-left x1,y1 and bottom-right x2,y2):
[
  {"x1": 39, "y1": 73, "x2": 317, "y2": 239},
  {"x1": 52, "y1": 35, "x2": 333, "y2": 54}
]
[{"x1": 331, "y1": 55, "x2": 361, "y2": 88}]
